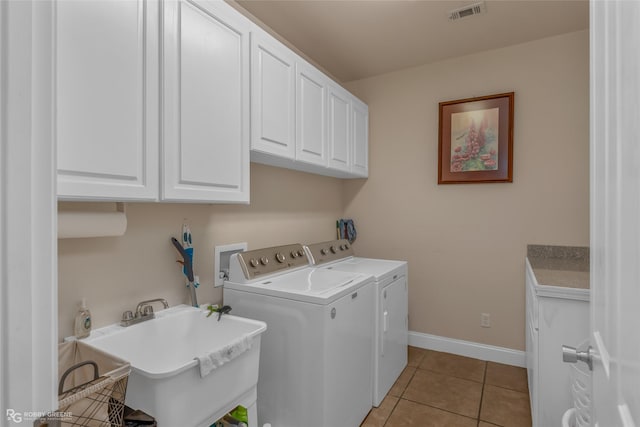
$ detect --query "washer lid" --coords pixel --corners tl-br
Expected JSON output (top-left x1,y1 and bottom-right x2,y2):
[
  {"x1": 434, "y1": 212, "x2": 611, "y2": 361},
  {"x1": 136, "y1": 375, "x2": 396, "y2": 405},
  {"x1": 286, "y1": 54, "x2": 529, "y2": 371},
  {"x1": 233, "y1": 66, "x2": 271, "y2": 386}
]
[
  {"x1": 225, "y1": 267, "x2": 374, "y2": 304},
  {"x1": 263, "y1": 268, "x2": 363, "y2": 294},
  {"x1": 323, "y1": 257, "x2": 407, "y2": 282}
]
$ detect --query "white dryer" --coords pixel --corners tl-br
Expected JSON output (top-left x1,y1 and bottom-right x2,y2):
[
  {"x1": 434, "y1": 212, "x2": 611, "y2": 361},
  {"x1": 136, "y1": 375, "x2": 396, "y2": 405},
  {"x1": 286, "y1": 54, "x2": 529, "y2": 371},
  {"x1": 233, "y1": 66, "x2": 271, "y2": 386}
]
[
  {"x1": 223, "y1": 243, "x2": 375, "y2": 427},
  {"x1": 305, "y1": 239, "x2": 408, "y2": 407}
]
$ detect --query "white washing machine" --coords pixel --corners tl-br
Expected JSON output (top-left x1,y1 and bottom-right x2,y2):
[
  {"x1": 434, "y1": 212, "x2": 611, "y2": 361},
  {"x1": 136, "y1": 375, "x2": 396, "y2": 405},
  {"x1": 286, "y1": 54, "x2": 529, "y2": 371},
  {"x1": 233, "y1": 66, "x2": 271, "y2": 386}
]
[
  {"x1": 223, "y1": 243, "x2": 375, "y2": 427},
  {"x1": 305, "y1": 239, "x2": 408, "y2": 407}
]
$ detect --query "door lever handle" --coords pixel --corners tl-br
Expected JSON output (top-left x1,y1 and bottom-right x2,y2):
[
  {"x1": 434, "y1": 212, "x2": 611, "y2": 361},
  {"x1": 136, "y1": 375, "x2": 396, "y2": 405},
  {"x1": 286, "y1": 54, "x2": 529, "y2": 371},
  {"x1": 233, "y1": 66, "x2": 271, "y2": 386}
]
[{"x1": 562, "y1": 344, "x2": 593, "y2": 371}]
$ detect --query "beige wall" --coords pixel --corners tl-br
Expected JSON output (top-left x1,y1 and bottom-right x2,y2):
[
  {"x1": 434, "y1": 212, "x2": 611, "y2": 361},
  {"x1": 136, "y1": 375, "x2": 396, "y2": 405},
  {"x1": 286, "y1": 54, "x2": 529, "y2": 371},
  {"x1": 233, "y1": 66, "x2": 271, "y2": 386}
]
[
  {"x1": 343, "y1": 30, "x2": 589, "y2": 350},
  {"x1": 59, "y1": 30, "x2": 589, "y2": 351},
  {"x1": 58, "y1": 163, "x2": 343, "y2": 340}
]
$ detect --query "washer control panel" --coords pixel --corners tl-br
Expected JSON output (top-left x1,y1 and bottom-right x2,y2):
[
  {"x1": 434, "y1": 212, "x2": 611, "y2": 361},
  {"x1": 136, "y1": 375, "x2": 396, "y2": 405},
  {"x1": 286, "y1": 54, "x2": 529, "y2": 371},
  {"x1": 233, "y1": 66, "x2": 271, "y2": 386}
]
[
  {"x1": 234, "y1": 243, "x2": 309, "y2": 280},
  {"x1": 305, "y1": 239, "x2": 354, "y2": 265}
]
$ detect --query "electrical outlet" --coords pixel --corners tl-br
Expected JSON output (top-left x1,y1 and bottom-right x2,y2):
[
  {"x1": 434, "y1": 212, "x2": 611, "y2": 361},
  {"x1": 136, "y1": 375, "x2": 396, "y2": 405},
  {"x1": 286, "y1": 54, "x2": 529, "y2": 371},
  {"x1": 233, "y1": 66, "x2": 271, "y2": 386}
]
[{"x1": 481, "y1": 313, "x2": 491, "y2": 328}]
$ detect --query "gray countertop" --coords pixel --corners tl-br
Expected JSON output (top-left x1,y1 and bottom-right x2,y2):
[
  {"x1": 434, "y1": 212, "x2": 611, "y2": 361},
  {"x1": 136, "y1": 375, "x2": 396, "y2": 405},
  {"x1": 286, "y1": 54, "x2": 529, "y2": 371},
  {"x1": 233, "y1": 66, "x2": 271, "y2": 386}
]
[{"x1": 527, "y1": 244, "x2": 590, "y2": 290}]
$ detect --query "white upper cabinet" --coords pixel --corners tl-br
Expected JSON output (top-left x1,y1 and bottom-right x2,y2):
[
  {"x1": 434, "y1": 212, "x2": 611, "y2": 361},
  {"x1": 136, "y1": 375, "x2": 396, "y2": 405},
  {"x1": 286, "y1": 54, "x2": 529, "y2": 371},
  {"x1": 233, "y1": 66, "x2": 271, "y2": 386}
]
[
  {"x1": 295, "y1": 61, "x2": 328, "y2": 167},
  {"x1": 248, "y1": 27, "x2": 369, "y2": 179},
  {"x1": 55, "y1": 0, "x2": 367, "y2": 202},
  {"x1": 250, "y1": 33, "x2": 296, "y2": 160},
  {"x1": 56, "y1": 0, "x2": 159, "y2": 201},
  {"x1": 351, "y1": 97, "x2": 369, "y2": 177},
  {"x1": 56, "y1": 0, "x2": 250, "y2": 203},
  {"x1": 162, "y1": 0, "x2": 250, "y2": 203},
  {"x1": 327, "y1": 84, "x2": 351, "y2": 173}
]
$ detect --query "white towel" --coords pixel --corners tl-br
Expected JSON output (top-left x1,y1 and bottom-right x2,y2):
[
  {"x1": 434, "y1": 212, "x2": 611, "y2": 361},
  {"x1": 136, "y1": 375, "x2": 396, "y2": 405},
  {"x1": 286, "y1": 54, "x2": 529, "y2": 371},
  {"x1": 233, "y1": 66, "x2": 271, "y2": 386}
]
[{"x1": 197, "y1": 335, "x2": 253, "y2": 378}]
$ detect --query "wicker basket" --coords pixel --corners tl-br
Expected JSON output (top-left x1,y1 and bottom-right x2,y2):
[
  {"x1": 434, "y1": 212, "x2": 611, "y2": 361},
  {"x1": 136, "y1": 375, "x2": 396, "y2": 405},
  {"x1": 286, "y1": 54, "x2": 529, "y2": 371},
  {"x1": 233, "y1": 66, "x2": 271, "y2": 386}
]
[{"x1": 56, "y1": 341, "x2": 131, "y2": 427}]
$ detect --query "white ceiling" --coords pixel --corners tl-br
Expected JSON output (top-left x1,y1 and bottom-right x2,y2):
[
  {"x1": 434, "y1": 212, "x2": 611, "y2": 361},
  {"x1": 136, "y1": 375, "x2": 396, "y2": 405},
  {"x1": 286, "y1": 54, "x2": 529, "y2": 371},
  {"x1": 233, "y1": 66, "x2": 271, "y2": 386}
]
[{"x1": 235, "y1": 0, "x2": 589, "y2": 82}]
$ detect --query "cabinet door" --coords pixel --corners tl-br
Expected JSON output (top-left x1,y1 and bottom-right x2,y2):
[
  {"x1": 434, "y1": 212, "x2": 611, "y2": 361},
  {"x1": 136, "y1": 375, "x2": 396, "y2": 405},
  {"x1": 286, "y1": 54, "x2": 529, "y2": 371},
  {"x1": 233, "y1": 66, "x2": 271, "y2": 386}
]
[
  {"x1": 250, "y1": 32, "x2": 296, "y2": 159},
  {"x1": 296, "y1": 61, "x2": 327, "y2": 167},
  {"x1": 351, "y1": 97, "x2": 369, "y2": 177},
  {"x1": 163, "y1": 0, "x2": 250, "y2": 203},
  {"x1": 525, "y1": 264, "x2": 540, "y2": 425},
  {"x1": 538, "y1": 297, "x2": 590, "y2": 427},
  {"x1": 527, "y1": 315, "x2": 539, "y2": 427},
  {"x1": 56, "y1": 0, "x2": 159, "y2": 200},
  {"x1": 327, "y1": 84, "x2": 351, "y2": 173}
]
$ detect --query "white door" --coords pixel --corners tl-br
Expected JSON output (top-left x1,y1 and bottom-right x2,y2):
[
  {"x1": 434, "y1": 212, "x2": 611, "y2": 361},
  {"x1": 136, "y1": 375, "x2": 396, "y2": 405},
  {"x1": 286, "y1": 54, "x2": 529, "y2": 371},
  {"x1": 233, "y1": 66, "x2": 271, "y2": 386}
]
[
  {"x1": 351, "y1": 97, "x2": 369, "y2": 177},
  {"x1": 589, "y1": 1, "x2": 640, "y2": 426},
  {"x1": 250, "y1": 32, "x2": 296, "y2": 159},
  {"x1": 327, "y1": 84, "x2": 351, "y2": 173},
  {"x1": 296, "y1": 60, "x2": 328, "y2": 167},
  {"x1": 1, "y1": 0, "x2": 57, "y2": 419},
  {"x1": 56, "y1": 0, "x2": 159, "y2": 201},
  {"x1": 163, "y1": 0, "x2": 250, "y2": 203}
]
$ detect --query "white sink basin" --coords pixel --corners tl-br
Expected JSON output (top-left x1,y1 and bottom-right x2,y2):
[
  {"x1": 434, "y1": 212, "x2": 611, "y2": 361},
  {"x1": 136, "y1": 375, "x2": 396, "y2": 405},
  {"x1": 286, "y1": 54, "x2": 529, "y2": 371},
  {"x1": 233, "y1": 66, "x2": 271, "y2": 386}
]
[{"x1": 84, "y1": 305, "x2": 266, "y2": 427}]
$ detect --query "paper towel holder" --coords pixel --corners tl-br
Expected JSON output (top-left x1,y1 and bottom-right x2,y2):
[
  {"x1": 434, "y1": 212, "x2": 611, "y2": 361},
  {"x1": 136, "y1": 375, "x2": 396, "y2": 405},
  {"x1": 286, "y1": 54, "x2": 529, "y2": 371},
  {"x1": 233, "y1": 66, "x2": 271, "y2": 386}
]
[{"x1": 58, "y1": 202, "x2": 128, "y2": 239}]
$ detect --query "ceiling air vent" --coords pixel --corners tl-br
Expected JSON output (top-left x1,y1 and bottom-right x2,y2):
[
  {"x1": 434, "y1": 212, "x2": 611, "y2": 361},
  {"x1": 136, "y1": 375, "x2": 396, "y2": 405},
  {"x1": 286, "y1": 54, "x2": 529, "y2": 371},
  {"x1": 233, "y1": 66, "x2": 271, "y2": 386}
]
[{"x1": 449, "y1": 1, "x2": 487, "y2": 21}]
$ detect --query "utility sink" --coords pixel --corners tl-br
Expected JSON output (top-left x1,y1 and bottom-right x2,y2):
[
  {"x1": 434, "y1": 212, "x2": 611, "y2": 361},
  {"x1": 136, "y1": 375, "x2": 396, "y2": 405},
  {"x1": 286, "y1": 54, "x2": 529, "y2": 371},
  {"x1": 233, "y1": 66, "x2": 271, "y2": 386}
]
[{"x1": 84, "y1": 305, "x2": 266, "y2": 427}]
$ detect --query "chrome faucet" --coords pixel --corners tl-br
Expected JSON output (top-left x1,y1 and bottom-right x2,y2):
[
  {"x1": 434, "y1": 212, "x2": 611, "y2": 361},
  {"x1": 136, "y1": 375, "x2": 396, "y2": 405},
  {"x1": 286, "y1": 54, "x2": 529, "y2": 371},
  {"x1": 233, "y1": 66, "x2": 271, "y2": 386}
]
[
  {"x1": 121, "y1": 298, "x2": 169, "y2": 327},
  {"x1": 136, "y1": 298, "x2": 169, "y2": 314}
]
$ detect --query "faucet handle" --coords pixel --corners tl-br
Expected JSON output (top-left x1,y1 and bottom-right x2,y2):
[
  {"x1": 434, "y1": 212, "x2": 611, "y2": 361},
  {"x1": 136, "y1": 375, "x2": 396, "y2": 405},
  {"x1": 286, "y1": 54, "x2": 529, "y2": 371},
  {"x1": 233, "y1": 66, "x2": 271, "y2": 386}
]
[
  {"x1": 122, "y1": 310, "x2": 134, "y2": 322},
  {"x1": 143, "y1": 305, "x2": 154, "y2": 316}
]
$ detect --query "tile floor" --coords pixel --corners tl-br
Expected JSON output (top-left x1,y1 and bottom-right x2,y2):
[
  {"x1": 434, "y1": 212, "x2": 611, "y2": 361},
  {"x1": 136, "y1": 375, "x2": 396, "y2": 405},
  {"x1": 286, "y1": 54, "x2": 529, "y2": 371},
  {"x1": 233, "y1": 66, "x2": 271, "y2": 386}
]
[{"x1": 361, "y1": 346, "x2": 532, "y2": 427}]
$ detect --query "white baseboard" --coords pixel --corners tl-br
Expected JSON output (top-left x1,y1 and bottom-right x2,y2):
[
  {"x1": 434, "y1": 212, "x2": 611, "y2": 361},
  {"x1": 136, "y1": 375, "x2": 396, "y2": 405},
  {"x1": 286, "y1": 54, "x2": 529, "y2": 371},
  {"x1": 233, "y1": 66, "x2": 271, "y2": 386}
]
[{"x1": 409, "y1": 331, "x2": 526, "y2": 367}]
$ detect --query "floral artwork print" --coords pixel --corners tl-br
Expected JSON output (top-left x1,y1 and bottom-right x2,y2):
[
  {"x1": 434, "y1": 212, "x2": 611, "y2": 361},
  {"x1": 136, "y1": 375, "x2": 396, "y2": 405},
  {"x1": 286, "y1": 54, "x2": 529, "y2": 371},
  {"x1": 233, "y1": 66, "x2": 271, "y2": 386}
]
[{"x1": 450, "y1": 108, "x2": 499, "y2": 173}]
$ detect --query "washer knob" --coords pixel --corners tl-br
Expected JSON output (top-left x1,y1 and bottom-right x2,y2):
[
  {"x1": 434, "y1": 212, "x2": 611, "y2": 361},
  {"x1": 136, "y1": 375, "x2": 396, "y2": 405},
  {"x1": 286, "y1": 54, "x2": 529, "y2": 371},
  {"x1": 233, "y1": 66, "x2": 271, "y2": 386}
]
[
  {"x1": 321, "y1": 248, "x2": 328, "y2": 255},
  {"x1": 260, "y1": 256, "x2": 269, "y2": 265},
  {"x1": 330, "y1": 245, "x2": 338, "y2": 254},
  {"x1": 275, "y1": 252, "x2": 286, "y2": 263},
  {"x1": 249, "y1": 258, "x2": 259, "y2": 268}
]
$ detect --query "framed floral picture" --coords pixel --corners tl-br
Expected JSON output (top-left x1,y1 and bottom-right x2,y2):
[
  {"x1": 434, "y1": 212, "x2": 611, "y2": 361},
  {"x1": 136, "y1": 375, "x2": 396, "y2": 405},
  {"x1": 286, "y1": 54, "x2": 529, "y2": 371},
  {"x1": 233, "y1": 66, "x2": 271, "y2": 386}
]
[{"x1": 438, "y1": 92, "x2": 514, "y2": 184}]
